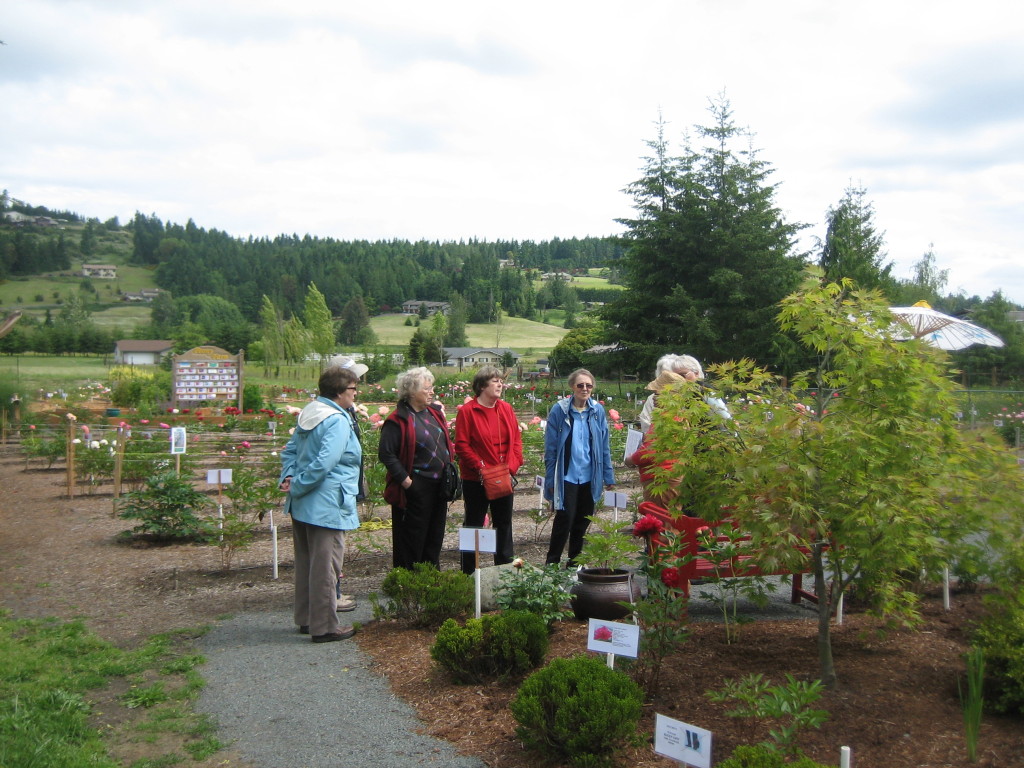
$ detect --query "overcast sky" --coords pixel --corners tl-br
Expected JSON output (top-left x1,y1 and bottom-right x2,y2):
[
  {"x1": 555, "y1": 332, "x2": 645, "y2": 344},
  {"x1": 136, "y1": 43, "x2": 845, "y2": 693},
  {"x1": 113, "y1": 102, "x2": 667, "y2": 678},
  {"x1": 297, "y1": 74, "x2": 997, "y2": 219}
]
[{"x1": 3, "y1": 1, "x2": 1023, "y2": 303}]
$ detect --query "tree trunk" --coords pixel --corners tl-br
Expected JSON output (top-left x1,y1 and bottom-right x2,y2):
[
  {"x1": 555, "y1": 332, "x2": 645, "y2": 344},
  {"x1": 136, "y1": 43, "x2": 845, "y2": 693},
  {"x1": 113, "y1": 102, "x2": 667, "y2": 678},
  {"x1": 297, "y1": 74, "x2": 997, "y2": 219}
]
[{"x1": 813, "y1": 548, "x2": 837, "y2": 689}]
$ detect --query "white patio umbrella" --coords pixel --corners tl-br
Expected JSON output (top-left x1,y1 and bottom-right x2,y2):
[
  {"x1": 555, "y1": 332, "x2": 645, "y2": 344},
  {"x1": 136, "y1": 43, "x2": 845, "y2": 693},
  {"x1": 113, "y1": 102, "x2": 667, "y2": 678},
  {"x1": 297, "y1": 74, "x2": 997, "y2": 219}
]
[{"x1": 889, "y1": 301, "x2": 1004, "y2": 351}]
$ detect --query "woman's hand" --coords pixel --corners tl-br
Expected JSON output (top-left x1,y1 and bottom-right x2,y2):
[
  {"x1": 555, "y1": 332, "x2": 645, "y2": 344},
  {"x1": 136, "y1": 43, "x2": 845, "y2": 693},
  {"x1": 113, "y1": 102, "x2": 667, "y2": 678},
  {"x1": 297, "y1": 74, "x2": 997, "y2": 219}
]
[
  {"x1": 279, "y1": 477, "x2": 292, "y2": 492},
  {"x1": 402, "y1": 476, "x2": 413, "y2": 489}
]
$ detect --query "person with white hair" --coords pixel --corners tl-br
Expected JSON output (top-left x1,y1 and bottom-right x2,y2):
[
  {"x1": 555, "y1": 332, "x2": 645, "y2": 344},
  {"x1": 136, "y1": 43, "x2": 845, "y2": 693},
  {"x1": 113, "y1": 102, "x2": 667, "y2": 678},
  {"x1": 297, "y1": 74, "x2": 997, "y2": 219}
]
[
  {"x1": 378, "y1": 367, "x2": 456, "y2": 570},
  {"x1": 638, "y1": 353, "x2": 729, "y2": 431}
]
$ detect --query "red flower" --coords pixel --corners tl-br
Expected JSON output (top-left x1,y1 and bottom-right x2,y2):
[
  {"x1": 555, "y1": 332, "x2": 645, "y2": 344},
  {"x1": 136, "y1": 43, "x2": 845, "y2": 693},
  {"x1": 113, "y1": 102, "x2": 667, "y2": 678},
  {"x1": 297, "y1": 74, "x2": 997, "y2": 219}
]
[
  {"x1": 593, "y1": 625, "x2": 613, "y2": 642},
  {"x1": 632, "y1": 514, "x2": 664, "y2": 537},
  {"x1": 660, "y1": 567, "x2": 682, "y2": 588}
]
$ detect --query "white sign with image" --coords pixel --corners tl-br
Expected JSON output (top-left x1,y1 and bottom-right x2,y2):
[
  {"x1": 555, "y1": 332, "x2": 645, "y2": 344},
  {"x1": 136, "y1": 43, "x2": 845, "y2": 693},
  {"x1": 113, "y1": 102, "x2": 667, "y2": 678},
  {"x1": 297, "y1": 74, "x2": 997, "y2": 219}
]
[
  {"x1": 586, "y1": 618, "x2": 639, "y2": 658},
  {"x1": 654, "y1": 714, "x2": 712, "y2": 768}
]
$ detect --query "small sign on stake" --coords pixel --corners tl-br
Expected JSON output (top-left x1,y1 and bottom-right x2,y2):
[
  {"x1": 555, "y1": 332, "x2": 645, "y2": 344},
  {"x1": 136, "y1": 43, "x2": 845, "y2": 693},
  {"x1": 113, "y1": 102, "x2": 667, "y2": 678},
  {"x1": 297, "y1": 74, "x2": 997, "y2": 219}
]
[
  {"x1": 586, "y1": 618, "x2": 639, "y2": 658},
  {"x1": 170, "y1": 427, "x2": 187, "y2": 455},
  {"x1": 654, "y1": 714, "x2": 712, "y2": 768}
]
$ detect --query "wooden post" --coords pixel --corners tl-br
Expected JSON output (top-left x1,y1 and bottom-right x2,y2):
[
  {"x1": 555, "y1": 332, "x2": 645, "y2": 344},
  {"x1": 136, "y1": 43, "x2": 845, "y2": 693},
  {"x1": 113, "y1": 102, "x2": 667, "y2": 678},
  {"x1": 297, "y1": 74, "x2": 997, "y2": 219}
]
[{"x1": 66, "y1": 420, "x2": 76, "y2": 499}]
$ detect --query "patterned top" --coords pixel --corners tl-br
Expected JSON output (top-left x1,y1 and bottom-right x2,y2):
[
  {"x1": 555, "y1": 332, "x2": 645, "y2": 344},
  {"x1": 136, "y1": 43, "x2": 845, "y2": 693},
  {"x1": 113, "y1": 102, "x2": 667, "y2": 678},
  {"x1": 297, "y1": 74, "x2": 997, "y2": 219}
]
[{"x1": 411, "y1": 407, "x2": 451, "y2": 480}]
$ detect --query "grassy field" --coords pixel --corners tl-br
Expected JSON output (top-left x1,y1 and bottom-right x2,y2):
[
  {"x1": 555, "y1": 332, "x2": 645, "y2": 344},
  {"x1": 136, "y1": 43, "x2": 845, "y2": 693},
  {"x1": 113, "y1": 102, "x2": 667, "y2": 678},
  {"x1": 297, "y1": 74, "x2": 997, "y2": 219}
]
[{"x1": 370, "y1": 313, "x2": 569, "y2": 352}]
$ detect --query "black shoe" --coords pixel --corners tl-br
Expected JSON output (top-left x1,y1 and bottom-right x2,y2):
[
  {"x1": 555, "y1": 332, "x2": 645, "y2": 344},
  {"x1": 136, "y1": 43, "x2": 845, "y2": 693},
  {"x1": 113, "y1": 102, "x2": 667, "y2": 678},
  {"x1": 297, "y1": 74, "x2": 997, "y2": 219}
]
[
  {"x1": 312, "y1": 627, "x2": 355, "y2": 643},
  {"x1": 298, "y1": 625, "x2": 309, "y2": 634}
]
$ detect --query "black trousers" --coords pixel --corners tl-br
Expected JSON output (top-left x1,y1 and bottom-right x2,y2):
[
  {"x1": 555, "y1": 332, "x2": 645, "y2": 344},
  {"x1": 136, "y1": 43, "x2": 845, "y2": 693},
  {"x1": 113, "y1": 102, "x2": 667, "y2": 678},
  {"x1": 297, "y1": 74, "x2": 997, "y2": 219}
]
[
  {"x1": 392, "y1": 475, "x2": 448, "y2": 570},
  {"x1": 545, "y1": 481, "x2": 594, "y2": 566},
  {"x1": 460, "y1": 479, "x2": 514, "y2": 573}
]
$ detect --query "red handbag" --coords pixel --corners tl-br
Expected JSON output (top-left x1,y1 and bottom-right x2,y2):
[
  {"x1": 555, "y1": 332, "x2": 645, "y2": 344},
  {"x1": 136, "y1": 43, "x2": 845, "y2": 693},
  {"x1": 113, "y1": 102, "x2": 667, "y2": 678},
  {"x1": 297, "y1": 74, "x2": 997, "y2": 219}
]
[{"x1": 479, "y1": 462, "x2": 513, "y2": 500}]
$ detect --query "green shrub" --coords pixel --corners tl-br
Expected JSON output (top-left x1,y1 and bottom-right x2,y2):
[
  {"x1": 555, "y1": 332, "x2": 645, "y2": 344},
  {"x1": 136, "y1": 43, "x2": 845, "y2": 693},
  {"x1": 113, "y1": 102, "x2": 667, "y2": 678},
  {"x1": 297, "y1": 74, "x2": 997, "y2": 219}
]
[
  {"x1": 370, "y1": 564, "x2": 474, "y2": 628},
  {"x1": 510, "y1": 654, "x2": 643, "y2": 767},
  {"x1": 495, "y1": 562, "x2": 574, "y2": 627},
  {"x1": 973, "y1": 591, "x2": 1024, "y2": 714},
  {"x1": 431, "y1": 610, "x2": 548, "y2": 684},
  {"x1": 117, "y1": 471, "x2": 213, "y2": 542},
  {"x1": 716, "y1": 744, "x2": 835, "y2": 767}
]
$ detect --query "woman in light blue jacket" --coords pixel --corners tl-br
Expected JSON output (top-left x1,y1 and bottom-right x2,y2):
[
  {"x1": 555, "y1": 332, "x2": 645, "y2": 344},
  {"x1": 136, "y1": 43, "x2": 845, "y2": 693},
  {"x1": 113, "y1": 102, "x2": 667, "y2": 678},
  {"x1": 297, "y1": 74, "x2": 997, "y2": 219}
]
[
  {"x1": 279, "y1": 366, "x2": 362, "y2": 643},
  {"x1": 543, "y1": 368, "x2": 615, "y2": 566}
]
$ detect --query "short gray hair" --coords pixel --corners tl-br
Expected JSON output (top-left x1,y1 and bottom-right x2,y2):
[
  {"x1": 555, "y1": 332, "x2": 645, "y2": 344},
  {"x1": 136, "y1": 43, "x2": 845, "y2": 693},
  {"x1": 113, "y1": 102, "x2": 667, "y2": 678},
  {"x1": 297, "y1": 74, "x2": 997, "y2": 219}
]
[
  {"x1": 654, "y1": 354, "x2": 681, "y2": 378},
  {"x1": 673, "y1": 355, "x2": 704, "y2": 380},
  {"x1": 394, "y1": 367, "x2": 434, "y2": 402}
]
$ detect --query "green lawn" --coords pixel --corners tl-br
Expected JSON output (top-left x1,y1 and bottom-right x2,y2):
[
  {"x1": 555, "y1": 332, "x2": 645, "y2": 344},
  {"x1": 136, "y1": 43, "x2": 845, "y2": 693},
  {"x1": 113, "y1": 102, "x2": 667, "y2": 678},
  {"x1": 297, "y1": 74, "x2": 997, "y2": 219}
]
[{"x1": 369, "y1": 314, "x2": 569, "y2": 352}]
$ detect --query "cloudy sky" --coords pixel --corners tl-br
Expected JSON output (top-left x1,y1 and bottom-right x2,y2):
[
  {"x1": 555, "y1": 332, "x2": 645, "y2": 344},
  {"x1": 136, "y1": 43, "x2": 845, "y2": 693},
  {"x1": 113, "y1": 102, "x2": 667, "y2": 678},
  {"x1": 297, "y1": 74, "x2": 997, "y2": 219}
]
[{"x1": 3, "y1": 1, "x2": 1023, "y2": 303}]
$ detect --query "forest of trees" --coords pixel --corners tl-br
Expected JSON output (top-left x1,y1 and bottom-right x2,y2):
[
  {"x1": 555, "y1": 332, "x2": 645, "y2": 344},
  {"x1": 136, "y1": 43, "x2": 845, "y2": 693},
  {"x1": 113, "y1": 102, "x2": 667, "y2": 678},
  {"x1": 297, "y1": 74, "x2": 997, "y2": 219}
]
[{"x1": 128, "y1": 213, "x2": 621, "y2": 324}]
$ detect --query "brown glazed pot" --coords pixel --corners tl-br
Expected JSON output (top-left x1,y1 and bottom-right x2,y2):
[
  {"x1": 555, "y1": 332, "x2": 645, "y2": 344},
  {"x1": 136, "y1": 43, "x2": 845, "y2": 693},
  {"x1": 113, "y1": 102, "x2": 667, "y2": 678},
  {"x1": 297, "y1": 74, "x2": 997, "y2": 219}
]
[{"x1": 570, "y1": 568, "x2": 642, "y2": 621}]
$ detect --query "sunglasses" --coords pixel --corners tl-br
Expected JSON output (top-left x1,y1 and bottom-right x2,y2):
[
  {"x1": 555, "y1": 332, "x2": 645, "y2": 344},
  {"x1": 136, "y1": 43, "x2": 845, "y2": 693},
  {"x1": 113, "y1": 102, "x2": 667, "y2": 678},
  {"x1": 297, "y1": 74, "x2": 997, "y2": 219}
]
[{"x1": 575, "y1": 383, "x2": 594, "y2": 389}]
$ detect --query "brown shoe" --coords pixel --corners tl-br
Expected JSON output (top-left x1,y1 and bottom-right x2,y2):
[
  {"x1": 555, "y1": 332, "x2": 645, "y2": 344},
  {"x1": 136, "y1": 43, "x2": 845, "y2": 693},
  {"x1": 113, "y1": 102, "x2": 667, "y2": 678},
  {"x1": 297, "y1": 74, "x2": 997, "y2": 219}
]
[
  {"x1": 311, "y1": 626, "x2": 355, "y2": 643},
  {"x1": 336, "y1": 596, "x2": 357, "y2": 612}
]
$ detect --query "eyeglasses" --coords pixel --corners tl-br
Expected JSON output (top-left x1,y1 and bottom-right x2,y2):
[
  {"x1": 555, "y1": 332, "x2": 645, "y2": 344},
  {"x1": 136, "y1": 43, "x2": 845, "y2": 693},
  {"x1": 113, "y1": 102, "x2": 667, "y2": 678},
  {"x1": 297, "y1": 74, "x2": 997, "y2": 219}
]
[
  {"x1": 575, "y1": 383, "x2": 594, "y2": 390},
  {"x1": 346, "y1": 386, "x2": 358, "y2": 392}
]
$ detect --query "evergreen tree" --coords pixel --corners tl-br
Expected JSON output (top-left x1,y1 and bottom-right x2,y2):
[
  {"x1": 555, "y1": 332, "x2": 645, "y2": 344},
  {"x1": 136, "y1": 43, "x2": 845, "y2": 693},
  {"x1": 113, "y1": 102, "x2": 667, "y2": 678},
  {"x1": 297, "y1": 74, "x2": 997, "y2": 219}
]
[
  {"x1": 338, "y1": 296, "x2": 371, "y2": 345},
  {"x1": 407, "y1": 327, "x2": 428, "y2": 366},
  {"x1": 445, "y1": 292, "x2": 469, "y2": 346},
  {"x1": 604, "y1": 99, "x2": 806, "y2": 374},
  {"x1": 819, "y1": 184, "x2": 893, "y2": 293}
]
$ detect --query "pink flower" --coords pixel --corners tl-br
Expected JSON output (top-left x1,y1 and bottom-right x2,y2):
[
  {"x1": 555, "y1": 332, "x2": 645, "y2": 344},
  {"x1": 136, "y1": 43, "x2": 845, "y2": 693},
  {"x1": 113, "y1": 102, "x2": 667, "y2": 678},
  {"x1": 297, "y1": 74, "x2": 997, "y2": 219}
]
[
  {"x1": 613, "y1": 423, "x2": 623, "y2": 430},
  {"x1": 608, "y1": 409, "x2": 620, "y2": 421},
  {"x1": 464, "y1": 396, "x2": 473, "y2": 404},
  {"x1": 159, "y1": 423, "x2": 170, "y2": 429},
  {"x1": 29, "y1": 424, "x2": 35, "y2": 430},
  {"x1": 369, "y1": 413, "x2": 382, "y2": 424},
  {"x1": 140, "y1": 419, "x2": 149, "y2": 424},
  {"x1": 240, "y1": 441, "x2": 251, "y2": 449},
  {"x1": 530, "y1": 416, "x2": 541, "y2": 425},
  {"x1": 593, "y1": 625, "x2": 613, "y2": 642}
]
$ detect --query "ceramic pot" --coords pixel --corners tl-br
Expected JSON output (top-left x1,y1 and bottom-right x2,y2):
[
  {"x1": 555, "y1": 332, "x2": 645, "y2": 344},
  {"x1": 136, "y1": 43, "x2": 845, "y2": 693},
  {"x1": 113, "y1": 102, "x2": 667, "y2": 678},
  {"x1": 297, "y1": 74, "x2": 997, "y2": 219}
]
[{"x1": 570, "y1": 568, "x2": 641, "y2": 621}]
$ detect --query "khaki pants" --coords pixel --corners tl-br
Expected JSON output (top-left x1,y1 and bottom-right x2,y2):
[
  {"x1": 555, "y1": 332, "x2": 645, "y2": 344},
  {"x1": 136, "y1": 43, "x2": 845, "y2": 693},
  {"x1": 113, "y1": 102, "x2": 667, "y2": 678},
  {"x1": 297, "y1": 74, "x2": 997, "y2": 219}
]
[{"x1": 292, "y1": 519, "x2": 344, "y2": 636}]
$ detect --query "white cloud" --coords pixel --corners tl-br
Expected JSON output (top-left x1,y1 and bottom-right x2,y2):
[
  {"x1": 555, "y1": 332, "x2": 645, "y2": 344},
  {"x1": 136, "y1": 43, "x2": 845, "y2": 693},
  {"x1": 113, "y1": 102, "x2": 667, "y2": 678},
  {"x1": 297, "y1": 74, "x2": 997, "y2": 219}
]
[{"x1": 2, "y1": 0, "x2": 1022, "y2": 301}]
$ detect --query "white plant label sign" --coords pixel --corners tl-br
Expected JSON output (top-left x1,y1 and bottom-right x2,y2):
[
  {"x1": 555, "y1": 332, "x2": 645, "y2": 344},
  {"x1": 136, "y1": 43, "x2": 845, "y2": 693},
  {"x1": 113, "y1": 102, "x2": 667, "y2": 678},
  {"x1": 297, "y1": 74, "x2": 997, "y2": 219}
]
[{"x1": 654, "y1": 714, "x2": 712, "y2": 768}]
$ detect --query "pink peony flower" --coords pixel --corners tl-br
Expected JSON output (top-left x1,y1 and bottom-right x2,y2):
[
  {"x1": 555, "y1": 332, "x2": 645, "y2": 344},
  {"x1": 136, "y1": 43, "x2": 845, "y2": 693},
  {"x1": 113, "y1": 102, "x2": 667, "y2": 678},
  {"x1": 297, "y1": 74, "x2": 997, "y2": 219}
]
[
  {"x1": 159, "y1": 423, "x2": 170, "y2": 429},
  {"x1": 608, "y1": 409, "x2": 620, "y2": 421},
  {"x1": 593, "y1": 625, "x2": 613, "y2": 642}
]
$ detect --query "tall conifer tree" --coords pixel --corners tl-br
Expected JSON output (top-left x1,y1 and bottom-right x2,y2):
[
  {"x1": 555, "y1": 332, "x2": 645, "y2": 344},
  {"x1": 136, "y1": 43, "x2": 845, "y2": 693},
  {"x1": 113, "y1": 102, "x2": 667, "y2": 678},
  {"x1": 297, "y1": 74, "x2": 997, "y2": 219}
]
[{"x1": 605, "y1": 98, "x2": 806, "y2": 372}]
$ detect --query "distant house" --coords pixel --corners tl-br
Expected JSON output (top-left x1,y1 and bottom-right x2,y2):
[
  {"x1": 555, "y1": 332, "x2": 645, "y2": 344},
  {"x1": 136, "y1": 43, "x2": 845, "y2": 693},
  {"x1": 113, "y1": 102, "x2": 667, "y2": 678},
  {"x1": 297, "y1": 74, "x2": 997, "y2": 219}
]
[
  {"x1": 82, "y1": 264, "x2": 117, "y2": 279},
  {"x1": 122, "y1": 289, "x2": 164, "y2": 303},
  {"x1": 113, "y1": 340, "x2": 174, "y2": 365},
  {"x1": 443, "y1": 347, "x2": 520, "y2": 369},
  {"x1": 402, "y1": 300, "x2": 451, "y2": 316}
]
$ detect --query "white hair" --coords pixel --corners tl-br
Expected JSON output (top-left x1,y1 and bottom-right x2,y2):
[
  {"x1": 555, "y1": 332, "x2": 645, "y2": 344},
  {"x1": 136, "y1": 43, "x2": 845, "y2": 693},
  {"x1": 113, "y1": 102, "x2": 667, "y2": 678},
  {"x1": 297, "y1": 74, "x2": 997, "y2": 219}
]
[
  {"x1": 673, "y1": 355, "x2": 704, "y2": 380},
  {"x1": 394, "y1": 367, "x2": 434, "y2": 402},
  {"x1": 654, "y1": 354, "x2": 681, "y2": 378}
]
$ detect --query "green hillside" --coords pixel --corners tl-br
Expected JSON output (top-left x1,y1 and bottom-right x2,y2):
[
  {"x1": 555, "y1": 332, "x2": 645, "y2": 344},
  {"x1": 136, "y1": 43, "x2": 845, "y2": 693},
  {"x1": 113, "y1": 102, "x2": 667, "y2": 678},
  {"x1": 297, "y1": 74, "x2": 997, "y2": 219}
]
[{"x1": 370, "y1": 313, "x2": 568, "y2": 353}]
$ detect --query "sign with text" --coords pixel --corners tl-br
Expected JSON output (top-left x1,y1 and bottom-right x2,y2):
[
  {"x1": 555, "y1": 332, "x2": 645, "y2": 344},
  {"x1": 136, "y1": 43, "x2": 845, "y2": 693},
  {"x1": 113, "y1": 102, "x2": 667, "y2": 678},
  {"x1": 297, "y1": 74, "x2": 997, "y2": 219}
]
[
  {"x1": 625, "y1": 427, "x2": 643, "y2": 462},
  {"x1": 458, "y1": 527, "x2": 496, "y2": 553},
  {"x1": 170, "y1": 427, "x2": 187, "y2": 455},
  {"x1": 586, "y1": 618, "x2": 639, "y2": 658},
  {"x1": 603, "y1": 490, "x2": 628, "y2": 509},
  {"x1": 206, "y1": 468, "x2": 233, "y2": 485},
  {"x1": 654, "y1": 714, "x2": 712, "y2": 768},
  {"x1": 535, "y1": 474, "x2": 545, "y2": 490}
]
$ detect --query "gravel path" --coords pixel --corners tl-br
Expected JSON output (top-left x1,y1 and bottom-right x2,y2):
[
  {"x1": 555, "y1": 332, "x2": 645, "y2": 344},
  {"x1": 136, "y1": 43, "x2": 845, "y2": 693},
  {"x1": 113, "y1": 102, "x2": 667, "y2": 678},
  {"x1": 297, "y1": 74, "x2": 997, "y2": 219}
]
[{"x1": 195, "y1": 600, "x2": 485, "y2": 768}]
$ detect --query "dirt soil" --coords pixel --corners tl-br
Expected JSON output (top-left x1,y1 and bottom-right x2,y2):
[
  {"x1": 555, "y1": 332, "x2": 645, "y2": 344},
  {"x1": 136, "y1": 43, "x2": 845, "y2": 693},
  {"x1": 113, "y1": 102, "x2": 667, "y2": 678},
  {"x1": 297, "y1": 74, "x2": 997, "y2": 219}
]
[{"x1": 1, "y1": 445, "x2": 1021, "y2": 768}]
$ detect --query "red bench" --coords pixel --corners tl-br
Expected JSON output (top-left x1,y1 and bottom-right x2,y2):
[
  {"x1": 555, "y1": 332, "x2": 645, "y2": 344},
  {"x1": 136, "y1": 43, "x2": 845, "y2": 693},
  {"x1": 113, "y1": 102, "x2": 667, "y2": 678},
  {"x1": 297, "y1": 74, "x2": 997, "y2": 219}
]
[{"x1": 638, "y1": 501, "x2": 819, "y2": 606}]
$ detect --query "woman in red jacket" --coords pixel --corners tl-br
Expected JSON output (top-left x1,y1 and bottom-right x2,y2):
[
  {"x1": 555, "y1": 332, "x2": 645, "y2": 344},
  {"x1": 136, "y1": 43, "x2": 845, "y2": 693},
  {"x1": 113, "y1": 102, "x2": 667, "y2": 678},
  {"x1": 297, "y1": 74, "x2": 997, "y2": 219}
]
[{"x1": 454, "y1": 366, "x2": 523, "y2": 574}]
